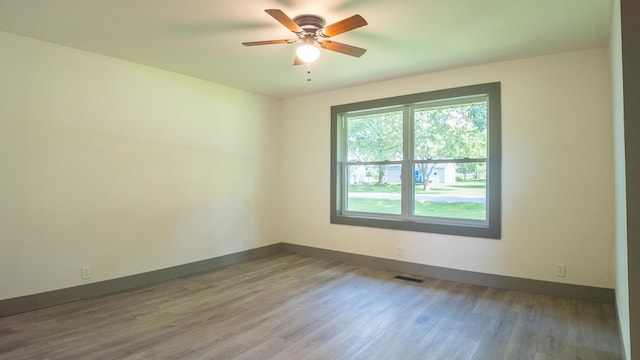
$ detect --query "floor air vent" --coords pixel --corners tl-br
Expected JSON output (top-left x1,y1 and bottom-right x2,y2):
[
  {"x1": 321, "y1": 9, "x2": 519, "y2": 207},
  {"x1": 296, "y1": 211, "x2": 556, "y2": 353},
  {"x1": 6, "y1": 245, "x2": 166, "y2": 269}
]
[{"x1": 394, "y1": 275, "x2": 424, "y2": 283}]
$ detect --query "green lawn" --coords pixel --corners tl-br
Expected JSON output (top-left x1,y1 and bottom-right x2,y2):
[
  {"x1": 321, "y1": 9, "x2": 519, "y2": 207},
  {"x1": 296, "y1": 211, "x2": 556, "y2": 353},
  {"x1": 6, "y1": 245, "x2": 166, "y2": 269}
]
[
  {"x1": 415, "y1": 201, "x2": 485, "y2": 219},
  {"x1": 346, "y1": 198, "x2": 402, "y2": 215},
  {"x1": 346, "y1": 181, "x2": 486, "y2": 220},
  {"x1": 347, "y1": 180, "x2": 486, "y2": 196},
  {"x1": 346, "y1": 198, "x2": 485, "y2": 220}
]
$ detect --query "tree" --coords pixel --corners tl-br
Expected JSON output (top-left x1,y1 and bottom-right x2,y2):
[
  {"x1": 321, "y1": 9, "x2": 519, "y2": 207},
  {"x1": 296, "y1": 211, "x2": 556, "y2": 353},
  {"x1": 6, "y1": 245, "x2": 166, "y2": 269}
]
[
  {"x1": 414, "y1": 103, "x2": 487, "y2": 189},
  {"x1": 346, "y1": 103, "x2": 487, "y2": 189},
  {"x1": 347, "y1": 111, "x2": 403, "y2": 184}
]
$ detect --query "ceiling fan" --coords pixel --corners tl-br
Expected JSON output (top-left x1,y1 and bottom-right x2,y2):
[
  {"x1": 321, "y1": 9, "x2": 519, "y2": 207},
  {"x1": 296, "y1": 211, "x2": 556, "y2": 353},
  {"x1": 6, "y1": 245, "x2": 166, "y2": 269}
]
[{"x1": 242, "y1": 9, "x2": 368, "y2": 65}]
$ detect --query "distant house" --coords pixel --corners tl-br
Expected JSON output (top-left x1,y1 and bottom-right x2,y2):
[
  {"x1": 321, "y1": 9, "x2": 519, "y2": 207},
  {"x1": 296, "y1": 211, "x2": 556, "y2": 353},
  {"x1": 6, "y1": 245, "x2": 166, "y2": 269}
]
[{"x1": 383, "y1": 163, "x2": 457, "y2": 184}]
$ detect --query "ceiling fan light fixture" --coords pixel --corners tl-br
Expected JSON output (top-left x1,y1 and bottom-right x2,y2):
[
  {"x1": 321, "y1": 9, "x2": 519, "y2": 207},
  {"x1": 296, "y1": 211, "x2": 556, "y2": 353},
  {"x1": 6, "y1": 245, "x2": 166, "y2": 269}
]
[
  {"x1": 242, "y1": 9, "x2": 368, "y2": 67},
  {"x1": 296, "y1": 42, "x2": 320, "y2": 63}
]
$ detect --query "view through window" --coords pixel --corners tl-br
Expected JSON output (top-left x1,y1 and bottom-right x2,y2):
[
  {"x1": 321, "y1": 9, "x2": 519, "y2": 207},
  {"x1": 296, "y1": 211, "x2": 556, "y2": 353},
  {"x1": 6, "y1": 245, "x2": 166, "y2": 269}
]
[{"x1": 331, "y1": 83, "x2": 501, "y2": 238}]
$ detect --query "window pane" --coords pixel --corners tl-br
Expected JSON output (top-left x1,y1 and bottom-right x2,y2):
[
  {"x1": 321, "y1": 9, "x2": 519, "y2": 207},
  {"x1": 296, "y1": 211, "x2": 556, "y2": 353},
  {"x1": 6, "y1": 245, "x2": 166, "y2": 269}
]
[
  {"x1": 331, "y1": 82, "x2": 501, "y2": 239},
  {"x1": 346, "y1": 164, "x2": 402, "y2": 215},
  {"x1": 414, "y1": 102, "x2": 487, "y2": 160},
  {"x1": 347, "y1": 111, "x2": 403, "y2": 162},
  {"x1": 413, "y1": 162, "x2": 486, "y2": 220}
]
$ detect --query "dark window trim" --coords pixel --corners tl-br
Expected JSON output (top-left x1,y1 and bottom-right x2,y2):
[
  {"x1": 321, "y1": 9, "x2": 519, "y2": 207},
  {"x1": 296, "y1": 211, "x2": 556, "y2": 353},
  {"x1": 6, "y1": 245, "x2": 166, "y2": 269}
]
[{"x1": 330, "y1": 82, "x2": 501, "y2": 239}]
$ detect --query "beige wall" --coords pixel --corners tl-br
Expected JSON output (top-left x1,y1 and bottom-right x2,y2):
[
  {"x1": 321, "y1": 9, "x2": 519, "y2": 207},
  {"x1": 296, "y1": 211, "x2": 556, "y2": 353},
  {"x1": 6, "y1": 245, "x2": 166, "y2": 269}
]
[
  {"x1": 0, "y1": 31, "x2": 282, "y2": 300},
  {"x1": 610, "y1": 1, "x2": 630, "y2": 358},
  {"x1": 281, "y1": 48, "x2": 615, "y2": 288},
  {"x1": 0, "y1": 30, "x2": 616, "y2": 301}
]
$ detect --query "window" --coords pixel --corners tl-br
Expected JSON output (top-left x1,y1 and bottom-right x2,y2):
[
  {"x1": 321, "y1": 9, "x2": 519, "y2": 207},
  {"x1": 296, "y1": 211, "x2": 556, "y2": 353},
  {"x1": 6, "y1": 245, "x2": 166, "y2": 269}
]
[{"x1": 330, "y1": 82, "x2": 501, "y2": 239}]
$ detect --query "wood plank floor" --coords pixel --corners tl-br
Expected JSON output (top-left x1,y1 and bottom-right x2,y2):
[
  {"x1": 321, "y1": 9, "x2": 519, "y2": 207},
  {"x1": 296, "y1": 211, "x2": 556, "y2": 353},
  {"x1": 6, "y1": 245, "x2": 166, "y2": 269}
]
[{"x1": 0, "y1": 253, "x2": 622, "y2": 360}]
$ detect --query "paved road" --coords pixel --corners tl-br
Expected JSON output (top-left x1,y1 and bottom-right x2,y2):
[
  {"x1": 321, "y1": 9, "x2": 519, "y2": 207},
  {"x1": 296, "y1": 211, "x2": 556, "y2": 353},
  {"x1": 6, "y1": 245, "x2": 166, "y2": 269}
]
[{"x1": 348, "y1": 192, "x2": 486, "y2": 203}]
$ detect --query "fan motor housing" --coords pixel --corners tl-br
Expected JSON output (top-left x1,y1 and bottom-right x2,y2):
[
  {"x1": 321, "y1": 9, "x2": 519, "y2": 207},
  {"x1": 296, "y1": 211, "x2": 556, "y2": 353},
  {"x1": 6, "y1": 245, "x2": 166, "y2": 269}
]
[{"x1": 293, "y1": 14, "x2": 326, "y2": 33}]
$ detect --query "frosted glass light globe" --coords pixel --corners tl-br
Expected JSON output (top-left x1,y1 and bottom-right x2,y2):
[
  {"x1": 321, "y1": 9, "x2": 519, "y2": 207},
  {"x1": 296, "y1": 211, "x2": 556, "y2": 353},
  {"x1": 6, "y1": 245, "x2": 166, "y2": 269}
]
[{"x1": 296, "y1": 44, "x2": 320, "y2": 63}]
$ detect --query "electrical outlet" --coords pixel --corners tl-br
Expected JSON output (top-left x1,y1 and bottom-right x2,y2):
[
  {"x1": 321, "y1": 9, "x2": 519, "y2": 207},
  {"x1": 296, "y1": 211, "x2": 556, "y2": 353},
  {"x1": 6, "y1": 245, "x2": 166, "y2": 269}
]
[
  {"x1": 81, "y1": 265, "x2": 91, "y2": 280},
  {"x1": 396, "y1": 246, "x2": 403, "y2": 257},
  {"x1": 243, "y1": 236, "x2": 249, "y2": 248},
  {"x1": 556, "y1": 263, "x2": 566, "y2": 277}
]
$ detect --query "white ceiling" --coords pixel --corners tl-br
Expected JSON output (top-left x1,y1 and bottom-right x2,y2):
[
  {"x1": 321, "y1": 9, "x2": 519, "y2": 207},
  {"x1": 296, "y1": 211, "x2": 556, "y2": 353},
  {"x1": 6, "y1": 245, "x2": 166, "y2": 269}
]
[{"x1": 0, "y1": 0, "x2": 613, "y2": 99}]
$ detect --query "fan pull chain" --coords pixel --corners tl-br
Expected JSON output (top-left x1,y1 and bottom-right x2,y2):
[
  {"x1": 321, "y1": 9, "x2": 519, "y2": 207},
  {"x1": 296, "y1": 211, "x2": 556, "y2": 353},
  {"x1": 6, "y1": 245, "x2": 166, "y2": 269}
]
[{"x1": 306, "y1": 63, "x2": 312, "y2": 82}]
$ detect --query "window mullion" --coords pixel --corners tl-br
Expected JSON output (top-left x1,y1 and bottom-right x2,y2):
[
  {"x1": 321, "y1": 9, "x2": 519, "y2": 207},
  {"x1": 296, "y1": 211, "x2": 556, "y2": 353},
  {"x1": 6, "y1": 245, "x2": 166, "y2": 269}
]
[
  {"x1": 340, "y1": 116, "x2": 348, "y2": 214},
  {"x1": 401, "y1": 105, "x2": 413, "y2": 218}
]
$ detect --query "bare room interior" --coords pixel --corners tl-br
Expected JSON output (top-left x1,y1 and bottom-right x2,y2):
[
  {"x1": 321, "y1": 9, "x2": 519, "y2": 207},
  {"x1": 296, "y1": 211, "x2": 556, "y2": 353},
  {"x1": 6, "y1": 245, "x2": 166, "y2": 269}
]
[{"x1": 0, "y1": 1, "x2": 638, "y2": 359}]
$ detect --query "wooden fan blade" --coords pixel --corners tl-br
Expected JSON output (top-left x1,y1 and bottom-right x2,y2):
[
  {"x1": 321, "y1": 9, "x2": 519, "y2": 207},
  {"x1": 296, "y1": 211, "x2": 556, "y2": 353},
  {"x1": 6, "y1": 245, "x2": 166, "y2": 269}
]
[
  {"x1": 265, "y1": 9, "x2": 303, "y2": 33},
  {"x1": 293, "y1": 55, "x2": 305, "y2": 66},
  {"x1": 320, "y1": 14, "x2": 367, "y2": 37},
  {"x1": 242, "y1": 39, "x2": 292, "y2": 46},
  {"x1": 321, "y1": 40, "x2": 367, "y2": 57}
]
